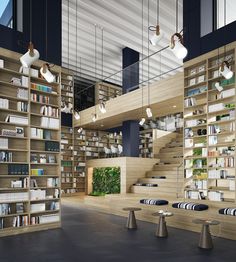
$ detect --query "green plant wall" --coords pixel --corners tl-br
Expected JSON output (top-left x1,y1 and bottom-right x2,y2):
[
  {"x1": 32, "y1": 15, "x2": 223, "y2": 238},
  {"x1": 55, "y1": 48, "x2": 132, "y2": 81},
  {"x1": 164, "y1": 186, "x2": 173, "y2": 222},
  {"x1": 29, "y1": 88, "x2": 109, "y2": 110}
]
[{"x1": 92, "y1": 167, "x2": 120, "y2": 195}]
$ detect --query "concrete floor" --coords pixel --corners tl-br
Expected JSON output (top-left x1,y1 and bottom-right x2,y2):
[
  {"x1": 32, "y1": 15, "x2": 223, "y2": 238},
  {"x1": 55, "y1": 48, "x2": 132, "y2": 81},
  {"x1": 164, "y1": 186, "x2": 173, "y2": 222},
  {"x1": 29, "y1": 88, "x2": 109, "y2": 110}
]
[{"x1": 0, "y1": 203, "x2": 235, "y2": 262}]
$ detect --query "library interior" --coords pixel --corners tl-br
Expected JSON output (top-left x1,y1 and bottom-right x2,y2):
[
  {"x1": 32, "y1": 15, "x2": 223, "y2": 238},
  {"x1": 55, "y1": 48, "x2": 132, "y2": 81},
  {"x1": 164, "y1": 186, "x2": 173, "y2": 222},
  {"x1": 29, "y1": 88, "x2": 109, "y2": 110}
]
[{"x1": 0, "y1": 0, "x2": 236, "y2": 261}]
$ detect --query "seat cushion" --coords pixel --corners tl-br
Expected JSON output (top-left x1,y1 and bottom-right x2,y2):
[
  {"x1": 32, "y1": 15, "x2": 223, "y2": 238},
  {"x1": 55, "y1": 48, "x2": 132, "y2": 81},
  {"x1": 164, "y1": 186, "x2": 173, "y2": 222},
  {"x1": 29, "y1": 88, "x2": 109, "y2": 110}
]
[
  {"x1": 172, "y1": 202, "x2": 208, "y2": 211},
  {"x1": 140, "y1": 199, "x2": 169, "y2": 205},
  {"x1": 133, "y1": 183, "x2": 158, "y2": 187},
  {"x1": 219, "y1": 208, "x2": 236, "y2": 216},
  {"x1": 151, "y1": 176, "x2": 166, "y2": 179}
]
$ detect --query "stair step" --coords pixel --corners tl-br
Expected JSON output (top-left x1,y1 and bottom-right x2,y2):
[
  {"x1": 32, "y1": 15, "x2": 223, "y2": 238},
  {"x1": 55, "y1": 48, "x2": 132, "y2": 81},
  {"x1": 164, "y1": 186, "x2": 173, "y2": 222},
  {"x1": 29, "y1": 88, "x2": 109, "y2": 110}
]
[
  {"x1": 146, "y1": 170, "x2": 183, "y2": 178},
  {"x1": 166, "y1": 143, "x2": 183, "y2": 147},
  {"x1": 138, "y1": 178, "x2": 184, "y2": 185},
  {"x1": 131, "y1": 186, "x2": 179, "y2": 194},
  {"x1": 159, "y1": 158, "x2": 183, "y2": 164},
  {"x1": 156, "y1": 152, "x2": 183, "y2": 158},
  {"x1": 160, "y1": 147, "x2": 183, "y2": 153}
]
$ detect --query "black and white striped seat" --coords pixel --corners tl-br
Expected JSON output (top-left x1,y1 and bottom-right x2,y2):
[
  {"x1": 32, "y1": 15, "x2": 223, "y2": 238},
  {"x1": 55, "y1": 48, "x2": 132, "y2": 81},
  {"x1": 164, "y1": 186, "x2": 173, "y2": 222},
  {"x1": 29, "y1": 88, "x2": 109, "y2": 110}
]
[
  {"x1": 172, "y1": 202, "x2": 208, "y2": 211},
  {"x1": 133, "y1": 183, "x2": 158, "y2": 187},
  {"x1": 219, "y1": 208, "x2": 236, "y2": 216},
  {"x1": 140, "y1": 199, "x2": 168, "y2": 205}
]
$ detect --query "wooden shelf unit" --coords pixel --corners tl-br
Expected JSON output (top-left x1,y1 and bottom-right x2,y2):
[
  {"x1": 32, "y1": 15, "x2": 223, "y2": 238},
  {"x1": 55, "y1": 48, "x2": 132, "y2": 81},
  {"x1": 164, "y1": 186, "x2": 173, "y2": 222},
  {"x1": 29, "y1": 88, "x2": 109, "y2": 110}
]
[
  {"x1": 95, "y1": 82, "x2": 122, "y2": 104},
  {"x1": 60, "y1": 68, "x2": 74, "y2": 114},
  {"x1": 0, "y1": 47, "x2": 61, "y2": 237},
  {"x1": 183, "y1": 43, "x2": 236, "y2": 203},
  {"x1": 139, "y1": 129, "x2": 153, "y2": 158}
]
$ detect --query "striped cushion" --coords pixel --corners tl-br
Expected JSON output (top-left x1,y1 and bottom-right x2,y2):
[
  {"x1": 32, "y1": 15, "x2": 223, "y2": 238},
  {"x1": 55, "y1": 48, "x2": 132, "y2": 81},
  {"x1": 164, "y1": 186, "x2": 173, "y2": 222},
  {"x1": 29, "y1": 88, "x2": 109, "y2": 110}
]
[
  {"x1": 140, "y1": 199, "x2": 168, "y2": 205},
  {"x1": 172, "y1": 202, "x2": 208, "y2": 211},
  {"x1": 151, "y1": 176, "x2": 166, "y2": 179},
  {"x1": 219, "y1": 208, "x2": 236, "y2": 216},
  {"x1": 133, "y1": 183, "x2": 158, "y2": 187}
]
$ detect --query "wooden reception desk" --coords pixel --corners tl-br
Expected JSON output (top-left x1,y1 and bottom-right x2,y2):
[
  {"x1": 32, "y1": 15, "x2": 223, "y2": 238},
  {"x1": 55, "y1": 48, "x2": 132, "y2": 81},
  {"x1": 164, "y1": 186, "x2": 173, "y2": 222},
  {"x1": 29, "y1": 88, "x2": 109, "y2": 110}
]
[{"x1": 86, "y1": 157, "x2": 159, "y2": 194}]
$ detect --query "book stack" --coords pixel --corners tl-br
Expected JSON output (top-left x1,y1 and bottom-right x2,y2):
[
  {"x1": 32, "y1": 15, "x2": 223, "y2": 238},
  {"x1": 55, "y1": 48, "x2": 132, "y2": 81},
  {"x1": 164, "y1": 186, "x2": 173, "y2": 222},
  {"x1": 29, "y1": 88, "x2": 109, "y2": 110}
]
[
  {"x1": 12, "y1": 215, "x2": 29, "y2": 227},
  {"x1": 47, "y1": 178, "x2": 59, "y2": 187},
  {"x1": 208, "y1": 103, "x2": 225, "y2": 113},
  {"x1": 21, "y1": 76, "x2": 29, "y2": 87},
  {"x1": 40, "y1": 117, "x2": 59, "y2": 129},
  {"x1": 8, "y1": 164, "x2": 29, "y2": 175},
  {"x1": 31, "y1": 169, "x2": 44, "y2": 176},
  {"x1": 40, "y1": 105, "x2": 59, "y2": 118},
  {"x1": 184, "y1": 97, "x2": 196, "y2": 107},
  {"x1": 5, "y1": 114, "x2": 28, "y2": 125},
  {"x1": 31, "y1": 93, "x2": 50, "y2": 104},
  {"x1": 0, "y1": 192, "x2": 28, "y2": 202},
  {"x1": 17, "y1": 101, "x2": 28, "y2": 112},
  {"x1": 30, "y1": 203, "x2": 45, "y2": 212},
  {"x1": 45, "y1": 141, "x2": 60, "y2": 152},
  {"x1": 30, "y1": 189, "x2": 46, "y2": 200},
  {"x1": 0, "y1": 98, "x2": 9, "y2": 109},
  {"x1": 31, "y1": 83, "x2": 52, "y2": 93},
  {"x1": 0, "y1": 204, "x2": 10, "y2": 215},
  {"x1": 208, "y1": 191, "x2": 223, "y2": 201},
  {"x1": 0, "y1": 151, "x2": 13, "y2": 162}
]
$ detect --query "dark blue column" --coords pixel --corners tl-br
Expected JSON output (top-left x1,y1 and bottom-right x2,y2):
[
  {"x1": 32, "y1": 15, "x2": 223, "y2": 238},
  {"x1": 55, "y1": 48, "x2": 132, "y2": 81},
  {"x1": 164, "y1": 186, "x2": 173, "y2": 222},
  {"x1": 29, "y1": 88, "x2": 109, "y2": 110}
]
[
  {"x1": 122, "y1": 47, "x2": 139, "y2": 93},
  {"x1": 122, "y1": 47, "x2": 140, "y2": 157},
  {"x1": 122, "y1": 121, "x2": 139, "y2": 157}
]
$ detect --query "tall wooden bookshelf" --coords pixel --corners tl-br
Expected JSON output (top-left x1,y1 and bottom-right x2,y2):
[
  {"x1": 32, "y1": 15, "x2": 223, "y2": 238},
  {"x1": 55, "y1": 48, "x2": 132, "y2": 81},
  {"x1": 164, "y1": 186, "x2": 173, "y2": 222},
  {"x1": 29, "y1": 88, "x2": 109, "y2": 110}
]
[
  {"x1": 61, "y1": 68, "x2": 74, "y2": 114},
  {"x1": 139, "y1": 129, "x2": 153, "y2": 158},
  {"x1": 183, "y1": 43, "x2": 236, "y2": 203},
  {"x1": 0, "y1": 47, "x2": 61, "y2": 237}
]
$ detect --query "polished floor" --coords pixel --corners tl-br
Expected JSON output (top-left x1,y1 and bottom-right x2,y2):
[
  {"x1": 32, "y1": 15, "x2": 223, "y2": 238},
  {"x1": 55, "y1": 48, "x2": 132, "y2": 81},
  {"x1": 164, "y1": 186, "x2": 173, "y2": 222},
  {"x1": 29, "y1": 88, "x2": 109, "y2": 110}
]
[{"x1": 0, "y1": 203, "x2": 235, "y2": 262}]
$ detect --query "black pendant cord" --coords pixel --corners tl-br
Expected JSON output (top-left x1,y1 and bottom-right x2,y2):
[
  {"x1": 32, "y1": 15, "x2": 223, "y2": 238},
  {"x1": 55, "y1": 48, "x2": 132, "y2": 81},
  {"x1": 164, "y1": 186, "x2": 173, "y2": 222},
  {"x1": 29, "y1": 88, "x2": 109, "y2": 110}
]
[
  {"x1": 75, "y1": 0, "x2": 78, "y2": 112},
  {"x1": 94, "y1": 24, "x2": 97, "y2": 116},
  {"x1": 157, "y1": 0, "x2": 159, "y2": 25},
  {"x1": 101, "y1": 27, "x2": 104, "y2": 90},
  {"x1": 67, "y1": 0, "x2": 70, "y2": 71},
  {"x1": 148, "y1": 0, "x2": 150, "y2": 107},
  {"x1": 141, "y1": 0, "x2": 144, "y2": 116},
  {"x1": 45, "y1": 0, "x2": 48, "y2": 61},
  {"x1": 30, "y1": 0, "x2": 32, "y2": 42},
  {"x1": 224, "y1": 0, "x2": 226, "y2": 58},
  {"x1": 176, "y1": 0, "x2": 178, "y2": 33}
]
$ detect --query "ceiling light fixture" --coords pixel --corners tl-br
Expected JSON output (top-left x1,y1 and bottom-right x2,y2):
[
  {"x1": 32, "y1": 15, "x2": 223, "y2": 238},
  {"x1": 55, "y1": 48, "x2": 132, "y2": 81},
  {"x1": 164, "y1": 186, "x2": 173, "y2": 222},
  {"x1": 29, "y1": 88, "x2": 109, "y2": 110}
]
[
  {"x1": 74, "y1": 111, "x2": 80, "y2": 120},
  {"x1": 170, "y1": 0, "x2": 187, "y2": 60},
  {"x1": 149, "y1": 0, "x2": 164, "y2": 46},
  {"x1": 40, "y1": 63, "x2": 55, "y2": 83},
  {"x1": 139, "y1": 117, "x2": 146, "y2": 126},
  {"x1": 146, "y1": 107, "x2": 153, "y2": 118},
  {"x1": 40, "y1": 0, "x2": 55, "y2": 82},
  {"x1": 219, "y1": 1, "x2": 233, "y2": 80},
  {"x1": 20, "y1": 0, "x2": 39, "y2": 67}
]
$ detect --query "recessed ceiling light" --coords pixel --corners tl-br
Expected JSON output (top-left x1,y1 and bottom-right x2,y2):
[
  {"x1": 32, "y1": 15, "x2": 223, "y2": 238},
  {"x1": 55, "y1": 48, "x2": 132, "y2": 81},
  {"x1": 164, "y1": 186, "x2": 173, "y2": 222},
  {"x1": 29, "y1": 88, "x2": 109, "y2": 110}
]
[
  {"x1": 100, "y1": 124, "x2": 104, "y2": 127},
  {"x1": 173, "y1": 105, "x2": 177, "y2": 108}
]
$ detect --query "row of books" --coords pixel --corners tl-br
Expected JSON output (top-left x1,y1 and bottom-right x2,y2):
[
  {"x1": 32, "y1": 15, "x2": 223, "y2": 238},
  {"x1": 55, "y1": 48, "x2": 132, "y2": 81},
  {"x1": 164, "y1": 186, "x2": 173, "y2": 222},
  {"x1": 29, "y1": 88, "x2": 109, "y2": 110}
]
[
  {"x1": 208, "y1": 191, "x2": 223, "y2": 201},
  {"x1": 31, "y1": 214, "x2": 60, "y2": 225},
  {"x1": 31, "y1": 154, "x2": 56, "y2": 164},
  {"x1": 0, "y1": 192, "x2": 28, "y2": 202},
  {"x1": 31, "y1": 127, "x2": 51, "y2": 139},
  {"x1": 185, "y1": 190, "x2": 206, "y2": 200},
  {"x1": 31, "y1": 83, "x2": 52, "y2": 94},
  {"x1": 45, "y1": 141, "x2": 60, "y2": 152},
  {"x1": 208, "y1": 169, "x2": 230, "y2": 179},
  {"x1": 31, "y1": 93, "x2": 50, "y2": 104},
  {"x1": 0, "y1": 202, "x2": 24, "y2": 216},
  {"x1": 209, "y1": 157, "x2": 235, "y2": 168},
  {"x1": 40, "y1": 105, "x2": 59, "y2": 118},
  {"x1": 41, "y1": 117, "x2": 59, "y2": 129},
  {"x1": 8, "y1": 164, "x2": 29, "y2": 175},
  {"x1": 17, "y1": 101, "x2": 28, "y2": 112},
  {"x1": 184, "y1": 97, "x2": 196, "y2": 107},
  {"x1": 0, "y1": 98, "x2": 9, "y2": 109},
  {"x1": 31, "y1": 169, "x2": 44, "y2": 176},
  {"x1": 0, "y1": 151, "x2": 13, "y2": 162},
  {"x1": 30, "y1": 201, "x2": 59, "y2": 212}
]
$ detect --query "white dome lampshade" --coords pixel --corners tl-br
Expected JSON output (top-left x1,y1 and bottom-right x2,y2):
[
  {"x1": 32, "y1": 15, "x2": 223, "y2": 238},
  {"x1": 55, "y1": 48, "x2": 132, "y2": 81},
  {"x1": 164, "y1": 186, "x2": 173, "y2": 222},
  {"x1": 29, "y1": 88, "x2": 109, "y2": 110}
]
[
  {"x1": 146, "y1": 107, "x2": 153, "y2": 118},
  {"x1": 40, "y1": 63, "x2": 55, "y2": 83},
  {"x1": 20, "y1": 42, "x2": 40, "y2": 68},
  {"x1": 74, "y1": 111, "x2": 80, "y2": 120},
  {"x1": 170, "y1": 33, "x2": 188, "y2": 60},
  {"x1": 149, "y1": 25, "x2": 164, "y2": 46},
  {"x1": 139, "y1": 117, "x2": 146, "y2": 126},
  {"x1": 219, "y1": 61, "x2": 233, "y2": 80},
  {"x1": 99, "y1": 101, "x2": 106, "y2": 114}
]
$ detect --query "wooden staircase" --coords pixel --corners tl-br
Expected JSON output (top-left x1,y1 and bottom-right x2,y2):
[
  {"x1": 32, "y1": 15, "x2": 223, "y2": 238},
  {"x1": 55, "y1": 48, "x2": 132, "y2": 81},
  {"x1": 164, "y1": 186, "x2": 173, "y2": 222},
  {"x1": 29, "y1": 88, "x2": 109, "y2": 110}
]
[{"x1": 132, "y1": 132, "x2": 184, "y2": 197}]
